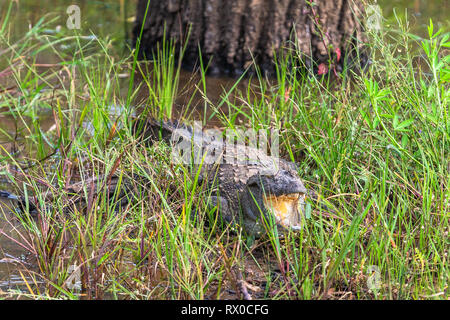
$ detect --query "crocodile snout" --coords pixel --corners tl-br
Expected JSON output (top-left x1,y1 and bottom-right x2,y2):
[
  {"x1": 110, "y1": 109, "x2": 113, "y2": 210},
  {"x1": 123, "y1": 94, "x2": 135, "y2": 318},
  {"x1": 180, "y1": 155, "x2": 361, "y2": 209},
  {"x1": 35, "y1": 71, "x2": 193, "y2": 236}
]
[{"x1": 247, "y1": 169, "x2": 306, "y2": 232}]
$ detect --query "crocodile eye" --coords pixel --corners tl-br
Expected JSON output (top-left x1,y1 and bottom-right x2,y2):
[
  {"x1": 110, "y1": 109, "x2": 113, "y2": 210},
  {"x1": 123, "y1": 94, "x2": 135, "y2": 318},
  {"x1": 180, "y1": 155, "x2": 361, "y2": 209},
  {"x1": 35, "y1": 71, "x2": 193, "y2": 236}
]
[
  {"x1": 246, "y1": 176, "x2": 258, "y2": 187},
  {"x1": 246, "y1": 175, "x2": 261, "y2": 187}
]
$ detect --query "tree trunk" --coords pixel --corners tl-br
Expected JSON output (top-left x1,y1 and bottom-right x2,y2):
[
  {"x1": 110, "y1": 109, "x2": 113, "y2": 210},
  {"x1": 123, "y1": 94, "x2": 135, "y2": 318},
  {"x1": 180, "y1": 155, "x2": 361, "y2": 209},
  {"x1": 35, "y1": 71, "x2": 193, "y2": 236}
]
[{"x1": 133, "y1": 0, "x2": 366, "y2": 76}]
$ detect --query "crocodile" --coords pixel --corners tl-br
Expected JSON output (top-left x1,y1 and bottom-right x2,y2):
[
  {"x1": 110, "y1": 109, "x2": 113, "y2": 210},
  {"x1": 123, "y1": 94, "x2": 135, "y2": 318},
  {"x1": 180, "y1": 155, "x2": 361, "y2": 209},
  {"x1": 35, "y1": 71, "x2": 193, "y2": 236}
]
[
  {"x1": 1, "y1": 119, "x2": 308, "y2": 236},
  {"x1": 141, "y1": 119, "x2": 308, "y2": 235}
]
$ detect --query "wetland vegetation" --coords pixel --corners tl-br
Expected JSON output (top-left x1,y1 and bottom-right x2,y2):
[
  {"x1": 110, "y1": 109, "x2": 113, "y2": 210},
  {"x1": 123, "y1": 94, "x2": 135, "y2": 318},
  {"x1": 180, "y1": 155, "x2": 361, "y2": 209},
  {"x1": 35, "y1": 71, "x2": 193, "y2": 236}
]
[{"x1": 0, "y1": 0, "x2": 448, "y2": 299}]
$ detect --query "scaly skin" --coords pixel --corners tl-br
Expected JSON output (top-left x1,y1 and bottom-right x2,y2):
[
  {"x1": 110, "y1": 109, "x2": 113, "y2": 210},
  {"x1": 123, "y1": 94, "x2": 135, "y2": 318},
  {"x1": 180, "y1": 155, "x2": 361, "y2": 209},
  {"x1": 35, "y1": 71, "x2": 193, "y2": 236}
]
[{"x1": 143, "y1": 119, "x2": 307, "y2": 235}]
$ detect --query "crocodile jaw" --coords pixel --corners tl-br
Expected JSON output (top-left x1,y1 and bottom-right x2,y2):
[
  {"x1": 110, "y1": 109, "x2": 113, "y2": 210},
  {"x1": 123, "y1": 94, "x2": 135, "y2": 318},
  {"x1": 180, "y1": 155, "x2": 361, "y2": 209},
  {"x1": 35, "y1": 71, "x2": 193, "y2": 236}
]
[{"x1": 263, "y1": 193, "x2": 305, "y2": 230}]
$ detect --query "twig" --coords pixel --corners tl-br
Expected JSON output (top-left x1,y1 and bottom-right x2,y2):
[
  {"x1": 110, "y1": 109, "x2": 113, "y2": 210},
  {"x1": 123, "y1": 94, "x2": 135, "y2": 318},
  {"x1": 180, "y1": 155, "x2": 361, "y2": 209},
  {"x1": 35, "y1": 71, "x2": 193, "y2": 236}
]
[{"x1": 235, "y1": 268, "x2": 252, "y2": 300}]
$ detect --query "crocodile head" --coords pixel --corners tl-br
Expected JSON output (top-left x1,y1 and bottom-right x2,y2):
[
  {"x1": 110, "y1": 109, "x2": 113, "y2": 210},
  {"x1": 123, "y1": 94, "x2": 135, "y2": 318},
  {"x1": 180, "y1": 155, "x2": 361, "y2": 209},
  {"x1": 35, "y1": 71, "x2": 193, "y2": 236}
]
[{"x1": 244, "y1": 169, "x2": 307, "y2": 234}]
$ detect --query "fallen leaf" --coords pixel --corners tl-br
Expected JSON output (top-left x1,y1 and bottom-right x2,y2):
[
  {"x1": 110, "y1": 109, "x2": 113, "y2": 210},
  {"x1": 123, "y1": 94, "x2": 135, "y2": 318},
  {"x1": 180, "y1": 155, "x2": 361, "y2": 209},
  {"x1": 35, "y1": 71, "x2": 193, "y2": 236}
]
[
  {"x1": 317, "y1": 63, "x2": 328, "y2": 75},
  {"x1": 335, "y1": 48, "x2": 341, "y2": 62},
  {"x1": 284, "y1": 86, "x2": 292, "y2": 102}
]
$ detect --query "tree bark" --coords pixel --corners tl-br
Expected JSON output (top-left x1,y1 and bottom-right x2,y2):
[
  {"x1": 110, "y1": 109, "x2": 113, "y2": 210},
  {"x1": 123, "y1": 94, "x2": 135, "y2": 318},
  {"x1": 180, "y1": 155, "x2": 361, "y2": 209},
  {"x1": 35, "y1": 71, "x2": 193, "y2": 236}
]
[{"x1": 133, "y1": 0, "x2": 366, "y2": 76}]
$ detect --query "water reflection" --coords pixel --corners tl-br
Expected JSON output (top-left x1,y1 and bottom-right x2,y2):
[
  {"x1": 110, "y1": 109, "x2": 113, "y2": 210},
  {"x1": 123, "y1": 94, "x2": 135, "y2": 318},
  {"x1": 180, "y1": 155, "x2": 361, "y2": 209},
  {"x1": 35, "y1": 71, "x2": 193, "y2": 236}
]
[
  {"x1": 0, "y1": 199, "x2": 35, "y2": 294},
  {"x1": 378, "y1": 0, "x2": 449, "y2": 34}
]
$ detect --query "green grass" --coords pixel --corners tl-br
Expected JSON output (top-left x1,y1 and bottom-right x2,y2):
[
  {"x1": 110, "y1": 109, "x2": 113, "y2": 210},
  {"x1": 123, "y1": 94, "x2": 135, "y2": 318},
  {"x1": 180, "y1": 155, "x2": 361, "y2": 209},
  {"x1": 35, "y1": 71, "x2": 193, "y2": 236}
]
[{"x1": 0, "y1": 3, "x2": 448, "y2": 300}]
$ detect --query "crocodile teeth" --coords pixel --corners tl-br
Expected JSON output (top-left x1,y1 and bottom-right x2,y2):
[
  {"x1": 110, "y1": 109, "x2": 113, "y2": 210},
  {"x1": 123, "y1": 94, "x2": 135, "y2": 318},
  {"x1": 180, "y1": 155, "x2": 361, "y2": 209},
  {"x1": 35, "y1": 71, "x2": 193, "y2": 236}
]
[{"x1": 263, "y1": 193, "x2": 303, "y2": 230}]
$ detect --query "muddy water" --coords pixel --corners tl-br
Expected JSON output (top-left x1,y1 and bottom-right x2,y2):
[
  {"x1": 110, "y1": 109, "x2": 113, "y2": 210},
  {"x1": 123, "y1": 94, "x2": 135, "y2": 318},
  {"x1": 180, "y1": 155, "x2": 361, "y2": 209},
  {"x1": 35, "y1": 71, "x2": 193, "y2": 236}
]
[
  {"x1": 0, "y1": 0, "x2": 447, "y2": 295},
  {"x1": 0, "y1": 202, "x2": 37, "y2": 294},
  {"x1": 379, "y1": 0, "x2": 449, "y2": 35}
]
